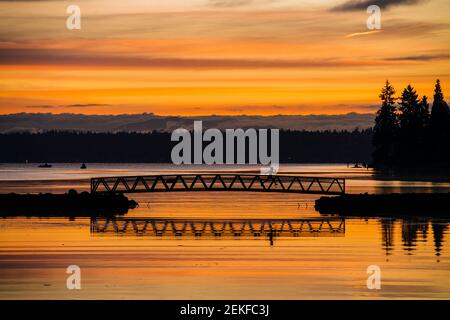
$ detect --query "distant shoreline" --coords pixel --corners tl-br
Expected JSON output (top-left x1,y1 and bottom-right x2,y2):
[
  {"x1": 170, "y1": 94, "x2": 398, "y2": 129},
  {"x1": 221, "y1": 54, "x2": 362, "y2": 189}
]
[
  {"x1": 0, "y1": 112, "x2": 375, "y2": 133},
  {"x1": 316, "y1": 193, "x2": 450, "y2": 217}
]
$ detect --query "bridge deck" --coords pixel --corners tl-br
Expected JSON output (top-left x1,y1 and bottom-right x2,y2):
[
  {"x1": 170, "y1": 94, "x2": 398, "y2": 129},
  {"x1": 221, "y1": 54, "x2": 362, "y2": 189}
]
[{"x1": 91, "y1": 174, "x2": 345, "y2": 195}]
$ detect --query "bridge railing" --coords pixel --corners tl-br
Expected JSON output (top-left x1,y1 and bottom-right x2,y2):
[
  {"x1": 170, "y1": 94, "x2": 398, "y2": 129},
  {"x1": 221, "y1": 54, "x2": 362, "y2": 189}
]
[{"x1": 91, "y1": 174, "x2": 345, "y2": 195}]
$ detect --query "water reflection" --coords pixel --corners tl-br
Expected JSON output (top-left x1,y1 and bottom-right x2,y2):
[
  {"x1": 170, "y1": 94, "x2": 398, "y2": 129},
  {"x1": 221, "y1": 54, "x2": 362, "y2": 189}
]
[
  {"x1": 432, "y1": 222, "x2": 448, "y2": 257},
  {"x1": 1, "y1": 164, "x2": 449, "y2": 299},
  {"x1": 380, "y1": 219, "x2": 395, "y2": 256},
  {"x1": 90, "y1": 217, "x2": 345, "y2": 246},
  {"x1": 1, "y1": 214, "x2": 449, "y2": 299},
  {"x1": 380, "y1": 218, "x2": 449, "y2": 257},
  {"x1": 90, "y1": 216, "x2": 449, "y2": 255}
]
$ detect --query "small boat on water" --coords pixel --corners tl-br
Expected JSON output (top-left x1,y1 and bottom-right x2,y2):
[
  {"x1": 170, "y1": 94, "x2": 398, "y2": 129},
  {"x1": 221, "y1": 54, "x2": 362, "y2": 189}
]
[
  {"x1": 38, "y1": 163, "x2": 52, "y2": 168},
  {"x1": 80, "y1": 163, "x2": 87, "y2": 169}
]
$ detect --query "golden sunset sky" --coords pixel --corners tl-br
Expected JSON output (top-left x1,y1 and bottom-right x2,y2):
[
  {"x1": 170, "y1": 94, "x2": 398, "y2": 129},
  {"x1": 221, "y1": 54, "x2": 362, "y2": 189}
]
[{"x1": 0, "y1": 0, "x2": 449, "y2": 115}]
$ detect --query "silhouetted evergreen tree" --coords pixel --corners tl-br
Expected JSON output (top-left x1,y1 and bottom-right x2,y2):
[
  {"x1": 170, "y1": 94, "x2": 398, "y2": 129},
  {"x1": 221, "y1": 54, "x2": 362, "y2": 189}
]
[
  {"x1": 431, "y1": 79, "x2": 449, "y2": 128},
  {"x1": 397, "y1": 85, "x2": 429, "y2": 166},
  {"x1": 373, "y1": 79, "x2": 449, "y2": 169},
  {"x1": 430, "y1": 79, "x2": 450, "y2": 165},
  {"x1": 398, "y1": 85, "x2": 422, "y2": 128},
  {"x1": 373, "y1": 80, "x2": 399, "y2": 167},
  {"x1": 419, "y1": 95, "x2": 430, "y2": 127}
]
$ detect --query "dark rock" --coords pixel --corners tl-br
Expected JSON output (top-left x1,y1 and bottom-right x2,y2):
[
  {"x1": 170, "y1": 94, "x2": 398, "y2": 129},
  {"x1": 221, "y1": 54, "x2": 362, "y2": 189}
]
[
  {"x1": 315, "y1": 193, "x2": 450, "y2": 217},
  {"x1": 0, "y1": 189, "x2": 137, "y2": 217}
]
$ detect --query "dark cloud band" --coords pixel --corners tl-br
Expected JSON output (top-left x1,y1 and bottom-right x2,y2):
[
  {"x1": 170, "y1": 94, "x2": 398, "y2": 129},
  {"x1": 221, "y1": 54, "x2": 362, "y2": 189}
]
[
  {"x1": 332, "y1": 0, "x2": 423, "y2": 11},
  {"x1": 0, "y1": 47, "x2": 392, "y2": 69}
]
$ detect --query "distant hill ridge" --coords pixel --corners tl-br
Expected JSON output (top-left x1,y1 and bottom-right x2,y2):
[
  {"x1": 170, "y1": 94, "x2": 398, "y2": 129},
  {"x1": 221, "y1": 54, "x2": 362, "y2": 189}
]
[{"x1": 0, "y1": 112, "x2": 374, "y2": 133}]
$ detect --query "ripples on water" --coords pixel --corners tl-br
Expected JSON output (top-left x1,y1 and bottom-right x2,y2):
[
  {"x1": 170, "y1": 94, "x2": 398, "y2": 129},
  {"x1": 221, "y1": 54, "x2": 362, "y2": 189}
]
[{"x1": 0, "y1": 164, "x2": 449, "y2": 299}]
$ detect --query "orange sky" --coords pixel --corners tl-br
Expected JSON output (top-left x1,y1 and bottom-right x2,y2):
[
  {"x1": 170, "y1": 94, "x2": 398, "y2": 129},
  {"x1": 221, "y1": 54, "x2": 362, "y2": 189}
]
[{"x1": 0, "y1": 0, "x2": 449, "y2": 115}]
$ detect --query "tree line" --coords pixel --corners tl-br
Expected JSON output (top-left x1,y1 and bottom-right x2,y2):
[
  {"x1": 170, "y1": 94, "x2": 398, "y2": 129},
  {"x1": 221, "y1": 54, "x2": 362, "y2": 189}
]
[
  {"x1": 373, "y1": 79, "x2": 449, "y2": 169},
  {"x1": 0, "y1": 129, "x2": 373, "y2": 164}
]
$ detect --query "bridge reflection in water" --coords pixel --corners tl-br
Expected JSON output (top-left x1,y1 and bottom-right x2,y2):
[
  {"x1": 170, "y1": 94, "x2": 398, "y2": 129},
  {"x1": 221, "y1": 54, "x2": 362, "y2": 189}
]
[{"x1": 91, "y1": 217, "x2": 345, "y2": 245}]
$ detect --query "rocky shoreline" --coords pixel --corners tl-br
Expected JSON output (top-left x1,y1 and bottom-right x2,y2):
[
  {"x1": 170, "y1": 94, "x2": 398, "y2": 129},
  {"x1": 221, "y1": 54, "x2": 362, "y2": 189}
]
[
  {"x1": 315, "y1": 193, "x2": 450, "y2": 217},
  {"x1": 0, "y1": 189, "x2": 137, "y2": 217}
]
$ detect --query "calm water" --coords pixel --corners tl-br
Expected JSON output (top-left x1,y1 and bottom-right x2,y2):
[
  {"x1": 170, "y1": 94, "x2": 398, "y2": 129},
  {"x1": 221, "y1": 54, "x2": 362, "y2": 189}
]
[{"x1": 0, "y1": 163, "x2": 449, "y2": 299}]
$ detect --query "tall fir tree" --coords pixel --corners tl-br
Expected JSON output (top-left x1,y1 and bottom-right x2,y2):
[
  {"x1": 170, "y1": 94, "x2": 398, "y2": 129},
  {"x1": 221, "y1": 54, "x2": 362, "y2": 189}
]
[
  {"x1": 430, "y1": 79, "x2": 450, "y2": 165},
  {"x1": 398, "y1": 84, "x2": 421, "y2": 130},
  {"x1": 373, "y1": 80, "x2": 399, "y2": 167},
  {"x1": 397, "y1": 84, "x2": 427, "y2": 166},
  {"x1": 431, "y1": 79, "x2": 449, "y2": 126},
  {"x1": 419, "y1": 95, "x2": 430, "y2": 127}
]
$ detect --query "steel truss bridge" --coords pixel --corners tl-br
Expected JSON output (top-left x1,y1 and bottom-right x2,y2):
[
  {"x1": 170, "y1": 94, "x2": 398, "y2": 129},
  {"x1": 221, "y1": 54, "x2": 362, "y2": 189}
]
[
  {"x1": 91, "y1": 174, "x2": 345, "y2": 195},
  {"x1": 91, "y1": 217, "x2": 345, "y2": 240}
]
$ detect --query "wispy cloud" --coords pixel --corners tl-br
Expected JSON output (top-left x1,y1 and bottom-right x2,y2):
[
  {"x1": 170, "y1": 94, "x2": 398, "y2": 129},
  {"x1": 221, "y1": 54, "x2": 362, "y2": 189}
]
[
  {"x1": 209, "y1": 0, "x2": 254, "y2": 7},
  {"x1": 24, "y1": 105, "x2": 56, "y2": 109},
  {"x1": 345, "y1": 30, "x2": 383, "y2": 38},
  {"x1": 332, "y1": 0, "x2": 424, "y2": 11},
  {"x1": 26, "y1": 103, "x2": 111, "y2": 109},
  {"x1": 65, "y1": 104, "x2": 111, "y2": 108},
  {"x1": 385, "y1": 53, "x2": 450, "y2": 61}
]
